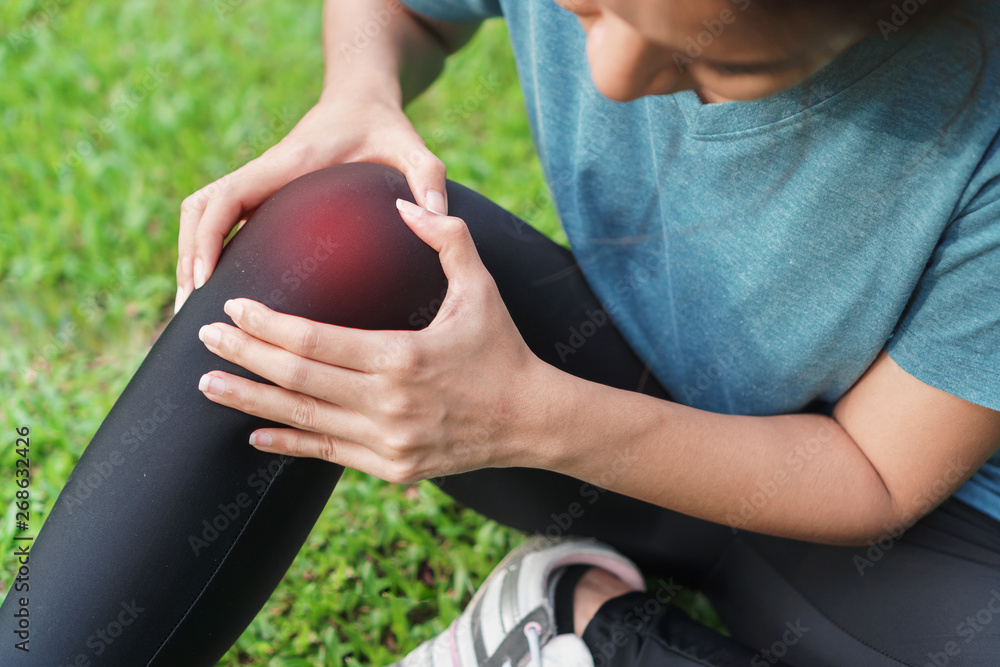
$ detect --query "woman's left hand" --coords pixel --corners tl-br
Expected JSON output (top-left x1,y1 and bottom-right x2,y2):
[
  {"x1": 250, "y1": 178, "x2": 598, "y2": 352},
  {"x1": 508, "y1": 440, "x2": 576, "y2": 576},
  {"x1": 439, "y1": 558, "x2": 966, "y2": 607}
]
[{"x1": 196, "y1": 199, "x2": 551, "y2": 484}]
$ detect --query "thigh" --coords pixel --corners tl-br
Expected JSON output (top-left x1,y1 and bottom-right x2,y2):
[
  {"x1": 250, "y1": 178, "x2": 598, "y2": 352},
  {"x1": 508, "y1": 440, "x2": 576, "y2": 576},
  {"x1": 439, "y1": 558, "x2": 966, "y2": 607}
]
[
  {"x1": 709, "y1": 498, "x2": 1000, "y2": 666},
  {"x1": 429, "y1": 181, "x2": 735, "y2": 584}
]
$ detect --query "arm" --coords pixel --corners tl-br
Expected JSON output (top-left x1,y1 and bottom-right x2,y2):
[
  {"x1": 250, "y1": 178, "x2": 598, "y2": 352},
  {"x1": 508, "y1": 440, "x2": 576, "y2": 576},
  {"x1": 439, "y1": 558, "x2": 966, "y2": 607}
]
[
  {"x1": 532, "y1": 348, "x2": 1000, "y2": 546},
  {"x1": 176, "y1": 0, "x2": 479, "y2": 308},
  {"x1": 192, "y1": 204, "x2": 999, "y2": 548},
  {"x1": 320, "y1": 0, "x2": 480, "y2": 108}
]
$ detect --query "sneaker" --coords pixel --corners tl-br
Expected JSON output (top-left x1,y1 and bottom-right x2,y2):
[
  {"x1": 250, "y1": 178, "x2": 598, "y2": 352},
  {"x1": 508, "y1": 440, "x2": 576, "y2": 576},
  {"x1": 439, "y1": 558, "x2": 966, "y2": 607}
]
[{"x1": 388, "y1": 535, "x2": 646, "y2": 667}]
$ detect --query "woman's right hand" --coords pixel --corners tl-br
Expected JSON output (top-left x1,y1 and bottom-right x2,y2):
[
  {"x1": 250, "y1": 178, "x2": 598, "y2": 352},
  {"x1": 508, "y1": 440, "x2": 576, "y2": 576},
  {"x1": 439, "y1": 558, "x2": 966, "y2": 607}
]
[{"x1": 174, "y1": 93, "x2": 448, "y2": 312}]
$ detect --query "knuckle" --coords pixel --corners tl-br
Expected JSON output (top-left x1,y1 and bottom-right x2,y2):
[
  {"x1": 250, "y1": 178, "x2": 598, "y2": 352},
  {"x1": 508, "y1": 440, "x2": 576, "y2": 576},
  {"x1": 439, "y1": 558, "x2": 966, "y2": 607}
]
[
  {"x1": 242, "y1": 305, "x2": 264, "y2": 331},
  {"x1": 386, "y1": 338, "x2": 420, "y2": 376},
  {"x1": 225, "y1": 329, "x2": 248, "y2": 360},
  {"x1": 384, "y1": 428, "x2": 418, "y2": 455},
  {"x1": 180, "y1": 194, "x2": 203, "y2": 215},
  {"x1": 380, "y1": 392, "x2": 415, "y2": 420},
  {"x1": 294, "y1": 322, "x2": 321, "y2": 357},
  {"x1": 286, "y1": 358, "x2": 311, "y2": 390},
  {"x1": 230, "y1": 377, "x2": 256, "y2": 409},
  {"x1": 276, "y1": 433, "x2": 300, "y2": 458},
  {"x1": 291, "y1": 395, "x2": 320, "y2": 431},
  {"x1": 441, "y1": 216, "x2": 469, "y2": 239},
  {"x1": 423, "y1": 153, "x2": 446, "y2": 178},
  {"x1": 320, "y1": 436, "x2": 338, "y2": 464},
  {"x1": 387, "y1": 458, "x2": 420, "y2": 485}
]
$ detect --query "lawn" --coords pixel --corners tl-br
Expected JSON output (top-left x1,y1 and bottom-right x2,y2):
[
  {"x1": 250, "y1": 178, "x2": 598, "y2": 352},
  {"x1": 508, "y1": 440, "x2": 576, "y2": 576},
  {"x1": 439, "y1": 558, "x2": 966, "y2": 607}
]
[{"x1": 0, "y1": 1, "x2": 720, "y2": 664}]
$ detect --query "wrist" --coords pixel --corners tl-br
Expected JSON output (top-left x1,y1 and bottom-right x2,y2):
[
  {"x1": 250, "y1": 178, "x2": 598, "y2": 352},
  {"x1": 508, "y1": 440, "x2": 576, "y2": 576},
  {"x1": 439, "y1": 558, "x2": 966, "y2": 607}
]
[
  {"x1": 507, "y1": 357, "x2": 592, "y2": 474},
  {"x1": 319, "y1": 69, "x2": 402, "y2": 109},
  {"x1": 522, "y1": 362, "x2": 668, "y2": 486}
]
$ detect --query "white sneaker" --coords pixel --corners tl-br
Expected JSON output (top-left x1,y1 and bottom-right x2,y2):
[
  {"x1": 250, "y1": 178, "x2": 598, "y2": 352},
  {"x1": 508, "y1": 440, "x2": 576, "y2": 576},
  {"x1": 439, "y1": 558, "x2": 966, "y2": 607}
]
[
  {"x1": 388, "y1": 535, "x2": 646, "y2": 667},
  {"x1": 538, "y1": 634, "x2": 600, "y2": 666}
]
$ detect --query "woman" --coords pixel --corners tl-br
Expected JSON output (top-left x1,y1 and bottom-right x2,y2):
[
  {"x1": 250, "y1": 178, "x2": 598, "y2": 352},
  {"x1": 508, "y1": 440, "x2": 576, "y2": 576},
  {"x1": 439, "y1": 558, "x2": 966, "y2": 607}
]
[{"x1": 3, "y1": 0, "x2": 998, "y2": 665}]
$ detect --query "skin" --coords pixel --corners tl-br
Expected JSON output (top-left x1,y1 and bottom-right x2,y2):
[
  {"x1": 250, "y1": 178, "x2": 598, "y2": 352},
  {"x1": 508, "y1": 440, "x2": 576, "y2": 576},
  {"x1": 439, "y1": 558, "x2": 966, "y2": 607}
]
[
  {"x1": 174, "y1": 0, "x2": 476, "y2": 310},
  {"x1": 555, "y1": 0, "x2": 868, "y2": 103},
  {"x1": 186, "y1": 0, "x2": 1000, "y2": 641}
]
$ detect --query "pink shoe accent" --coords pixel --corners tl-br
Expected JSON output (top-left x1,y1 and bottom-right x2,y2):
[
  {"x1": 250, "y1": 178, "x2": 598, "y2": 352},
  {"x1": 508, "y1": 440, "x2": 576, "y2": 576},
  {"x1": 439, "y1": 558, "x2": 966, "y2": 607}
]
[
  {"x1": 448, "y1": 617, "x2": 462, "y2": 667},
  {"x1": 524, "y1": 620, "x2": 543, "y2": 638}
]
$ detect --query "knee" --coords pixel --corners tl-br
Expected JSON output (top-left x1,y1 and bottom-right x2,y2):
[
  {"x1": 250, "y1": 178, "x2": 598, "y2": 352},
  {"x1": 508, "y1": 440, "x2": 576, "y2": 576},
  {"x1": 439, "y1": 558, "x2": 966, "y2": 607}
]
[{"x1": 218, "y1": 162, "x2": 447, "y2": 330}]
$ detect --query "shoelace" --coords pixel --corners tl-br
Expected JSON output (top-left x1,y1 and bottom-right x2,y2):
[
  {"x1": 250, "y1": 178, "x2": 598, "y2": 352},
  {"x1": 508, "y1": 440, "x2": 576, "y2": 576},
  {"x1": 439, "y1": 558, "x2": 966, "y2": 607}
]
[{"x1": 523, "y1": 621, "x2": 544, "y2": 667}]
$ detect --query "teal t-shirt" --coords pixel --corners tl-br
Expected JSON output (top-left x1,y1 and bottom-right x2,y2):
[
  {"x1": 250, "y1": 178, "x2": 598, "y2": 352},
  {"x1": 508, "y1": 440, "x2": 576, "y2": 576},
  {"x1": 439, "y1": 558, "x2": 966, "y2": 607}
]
[{"x1": 401, "y1": 0, "x2": 1000, "y2": 521}]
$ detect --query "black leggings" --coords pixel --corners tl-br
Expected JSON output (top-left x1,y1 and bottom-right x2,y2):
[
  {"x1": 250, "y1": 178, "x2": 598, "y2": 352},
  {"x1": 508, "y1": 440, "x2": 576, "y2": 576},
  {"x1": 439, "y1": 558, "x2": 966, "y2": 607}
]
[{"x1": 3, "y1": 163, "x2": 999, "y2": 666}]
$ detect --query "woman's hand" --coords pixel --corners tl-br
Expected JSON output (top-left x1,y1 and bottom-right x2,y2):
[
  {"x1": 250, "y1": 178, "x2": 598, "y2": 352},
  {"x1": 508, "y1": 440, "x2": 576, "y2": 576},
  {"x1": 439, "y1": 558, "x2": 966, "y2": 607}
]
[
  {"x1": 175, "y1": 94, "x2": 449, "y2": 313},
  {"x1": 195, "y1": 200, "x2": 552, "y2": 484}
]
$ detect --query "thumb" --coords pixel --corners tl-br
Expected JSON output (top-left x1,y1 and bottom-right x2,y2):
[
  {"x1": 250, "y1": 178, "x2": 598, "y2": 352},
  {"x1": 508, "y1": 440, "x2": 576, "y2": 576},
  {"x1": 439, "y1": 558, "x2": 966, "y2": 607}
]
[
  {"x1": 399, "y1": 147, "x2": 448, "y2": 215},
  {"x1": 395, "y1": 198, "x2": 483, "y2": 284}
]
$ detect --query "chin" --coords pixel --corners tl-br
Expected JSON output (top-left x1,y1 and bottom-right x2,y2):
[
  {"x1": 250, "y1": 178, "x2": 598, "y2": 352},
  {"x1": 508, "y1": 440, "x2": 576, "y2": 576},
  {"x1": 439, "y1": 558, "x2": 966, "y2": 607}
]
[
  {"x1": 589, "y1": 65, "x2": 680, "y2": 102},
  {"x1": 589, "y1": 70, "x2": 646, "y2": 102},
  {"x1": 594, "y1": 83, "x2": 642, "y2": 102}
]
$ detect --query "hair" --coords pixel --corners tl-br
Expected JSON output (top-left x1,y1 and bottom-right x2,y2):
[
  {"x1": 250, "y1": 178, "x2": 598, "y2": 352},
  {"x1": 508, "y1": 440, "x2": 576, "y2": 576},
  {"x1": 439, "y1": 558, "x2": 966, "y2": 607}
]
[
  {"x1": 752, "y1": 0, "x2": 954, "y2": 68},
  {"x1": 757, "y1": 0, "x2": 949, "y2": 25}
]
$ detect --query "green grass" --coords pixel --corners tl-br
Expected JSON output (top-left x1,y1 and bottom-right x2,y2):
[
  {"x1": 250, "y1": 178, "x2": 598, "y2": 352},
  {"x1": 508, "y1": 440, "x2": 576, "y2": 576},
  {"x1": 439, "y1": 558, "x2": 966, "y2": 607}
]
[{"x1": 0, "y1": 1, "x2": 720, "y2": 664}]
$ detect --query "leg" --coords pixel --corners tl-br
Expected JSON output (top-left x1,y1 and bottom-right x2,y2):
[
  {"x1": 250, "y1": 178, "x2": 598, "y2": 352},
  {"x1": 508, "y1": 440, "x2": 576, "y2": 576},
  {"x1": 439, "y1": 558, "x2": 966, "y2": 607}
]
[
  {"x1": 704, "y1": 498, "x2": 1000, "y2": 666},
  {"x1": 0, "y1": 163, "x2": 448, "y2": 666}
]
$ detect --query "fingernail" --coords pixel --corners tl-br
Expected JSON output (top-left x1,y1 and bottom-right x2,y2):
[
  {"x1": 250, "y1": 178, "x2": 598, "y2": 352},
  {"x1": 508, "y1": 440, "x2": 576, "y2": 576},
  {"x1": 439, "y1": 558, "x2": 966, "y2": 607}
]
[
  {"x1": 425, "y1": 190, "x2": 446, "y2": 215},
  {"x1": 198, "y1": 324, "x2": 221, "y2": 348},
  {"x1": 249, "y1": 431, "x2": 272, "y2": 448},
  {"x1": 224, "y1": 299, "x2": 244, "y2": 322},
  {"x1": 194, "y1": 258, "x2": 206, "y2": 289},
  {"x1": 198, "y1": 373, "x2": 226, "y2": 396},
  {"x1": 396, "y1": 198, "x2": 425, "y2": 217}
]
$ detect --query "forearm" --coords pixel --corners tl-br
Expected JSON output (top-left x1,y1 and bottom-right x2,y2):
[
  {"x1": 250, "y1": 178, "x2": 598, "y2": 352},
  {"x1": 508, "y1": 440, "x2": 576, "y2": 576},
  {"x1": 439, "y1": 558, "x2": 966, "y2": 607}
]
[
  {"x1": 527, "y1": 362, "x2": 899, "y2": 546},
  {"x1": 320, "y1": 0, "x2": 478, "y2": 107}
]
